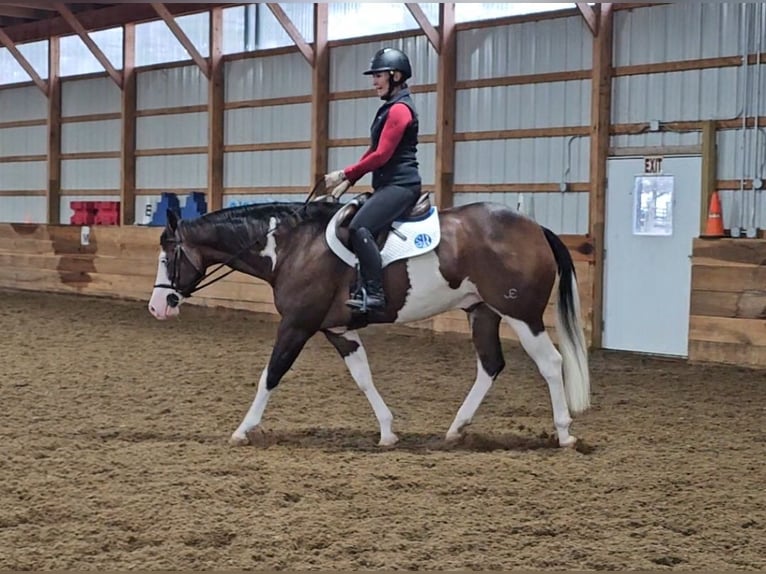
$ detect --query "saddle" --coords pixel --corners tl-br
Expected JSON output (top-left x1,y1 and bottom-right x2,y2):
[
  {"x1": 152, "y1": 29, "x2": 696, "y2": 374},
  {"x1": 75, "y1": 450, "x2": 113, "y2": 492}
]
[{"x1": 331, "y1": 191, "x2": 433, "y2": 250}]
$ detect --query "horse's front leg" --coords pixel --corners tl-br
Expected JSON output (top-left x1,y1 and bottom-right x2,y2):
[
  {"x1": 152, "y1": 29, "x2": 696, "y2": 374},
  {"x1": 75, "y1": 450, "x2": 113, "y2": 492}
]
[
  {"x1": 230, "y1": 321, "x2": 312, "y2": 446},
  {"x1": 323, "y1": 329, "x2": 398, "y2": 446}
]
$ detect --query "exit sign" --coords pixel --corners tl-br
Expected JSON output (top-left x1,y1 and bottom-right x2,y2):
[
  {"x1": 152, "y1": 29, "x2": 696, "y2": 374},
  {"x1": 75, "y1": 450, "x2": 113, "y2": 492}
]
[{"x1": 644, "y1": 156, "x2": 663, "y2": 174}]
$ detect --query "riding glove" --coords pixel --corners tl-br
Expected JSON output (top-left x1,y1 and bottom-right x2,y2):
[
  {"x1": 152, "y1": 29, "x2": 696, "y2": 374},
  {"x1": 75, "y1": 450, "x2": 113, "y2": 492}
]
[
  {"x1": 324, "y1": 170, "x2": 346, "y2": 188},
  {"x1": 331, "y1": 180, "x2": 352, "y2": 198}
]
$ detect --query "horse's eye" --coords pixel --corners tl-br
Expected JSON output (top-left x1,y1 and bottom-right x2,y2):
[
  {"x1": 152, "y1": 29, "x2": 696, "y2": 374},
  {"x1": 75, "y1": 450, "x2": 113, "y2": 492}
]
[{"x1": 160, "y1": 257, "x2": 168, "y2": 264}]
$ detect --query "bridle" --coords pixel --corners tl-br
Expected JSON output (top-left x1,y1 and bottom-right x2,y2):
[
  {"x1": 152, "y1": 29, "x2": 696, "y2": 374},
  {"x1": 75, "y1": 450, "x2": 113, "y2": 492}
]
[{"x1": 153, "y1": 178, "x2": 333, "y2": 308}]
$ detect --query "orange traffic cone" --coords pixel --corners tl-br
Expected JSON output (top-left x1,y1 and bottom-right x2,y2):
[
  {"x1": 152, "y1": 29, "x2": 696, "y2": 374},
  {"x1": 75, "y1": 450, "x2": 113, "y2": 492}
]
[{"x1": 703, "y1": 191, "x2": 725, "y2": 237}]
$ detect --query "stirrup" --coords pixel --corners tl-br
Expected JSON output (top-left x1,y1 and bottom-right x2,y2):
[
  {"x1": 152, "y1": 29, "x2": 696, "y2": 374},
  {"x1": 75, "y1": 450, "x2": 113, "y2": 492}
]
[{"x1": 346, "y1": 285, "x2": 385, "y2": 313}]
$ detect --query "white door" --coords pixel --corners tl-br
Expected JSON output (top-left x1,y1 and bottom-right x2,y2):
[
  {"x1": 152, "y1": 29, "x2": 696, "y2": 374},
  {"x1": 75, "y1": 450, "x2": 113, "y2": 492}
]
[{"x1": 603, "y1": 156, "x2": 702, "y2": 357}]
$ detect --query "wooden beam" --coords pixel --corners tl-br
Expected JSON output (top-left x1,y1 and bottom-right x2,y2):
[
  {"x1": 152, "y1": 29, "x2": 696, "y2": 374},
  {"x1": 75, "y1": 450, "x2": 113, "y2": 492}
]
[
  {"x1": 311, "y1": 3, "x2": 329, "y2": 189},
  {"x1": 151, "y1": 2, "x2": 210, "y2": 78},
  {"x1": 576, "y1": 3, "x2": 598, "y2": 35},
  {"x1": 53, "y1": 2, "x2": 122, "y2": 89},
  {"x1": 120, "y1": 23, "x2": 137, "y2": 226},
  {"x1": 0, "y1": 2, "x2": 58, "y2": 10},
  {"x1": 435, "y1": 3, "x2": 456, "y2": 210},
  {"x1": 405, "y1": 3, "x2": 440, "y2": 53},
  {"x1": 47, "y1": 35, "x2": 61, "y2": 225},
  {"x1": 265, "y1": 3, "x2": 314, "y2": 66},
  {"x1": 0, "y1": 26, "x2": 47, "y2": 95},
  {"x1": 700, "y1": 121, "x2": 717, "y2": 234},
  {"x1": 587, "y1": 3, "x2": 613, "y2": 350},
  {"x1": 0, "y1": 6, "x2": 46, "y2": 19},
  {"x1": 207, "y1": 6, "x2": 224, "y2": 212}
]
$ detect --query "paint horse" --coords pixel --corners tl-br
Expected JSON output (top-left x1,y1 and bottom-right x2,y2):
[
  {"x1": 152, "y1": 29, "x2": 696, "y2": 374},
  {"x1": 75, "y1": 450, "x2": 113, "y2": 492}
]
[{"x1": 148, "y1": 191, "x2": 591, "y2": 448}]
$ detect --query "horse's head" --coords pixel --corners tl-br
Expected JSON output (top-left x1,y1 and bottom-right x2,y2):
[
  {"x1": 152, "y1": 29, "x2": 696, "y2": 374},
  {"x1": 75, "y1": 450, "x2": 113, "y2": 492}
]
[{"x1": 148, "y1": 209, "x2": 206, "y2": 320}]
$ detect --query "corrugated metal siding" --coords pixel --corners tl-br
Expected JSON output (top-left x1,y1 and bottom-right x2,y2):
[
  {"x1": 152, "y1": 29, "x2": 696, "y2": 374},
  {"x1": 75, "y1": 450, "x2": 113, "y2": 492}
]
[
  {"x1": 137, "y1": 66, "x2": 207, "y2": 110},
  {"x1": 225, "y1": 104, "x2": 311, "y2": 144},
  {"x1": 329, "y1": 92, "x2": 436, "y2": 140},
  {"x1": 137, "y1": 113, "x2": 208, "y2": 149},
  {"x1": 62, "y1": 77, "x2": 120, "y2": 116},
  {"x1": 59, "y1": 194, "x2": 119, "y2": 225},
  {"x1": 457, "y1": 15, "x2": 591, "y2": 81},
  {"x1": 0, "y1": 196, "x2": 47, "y2": 223},
  {"x1": 0, "y1": 85, "x2": 47, "y2": 121},
  {"x1": 613, "y1": 3, "x2": 742, "y2": 65},
  {"x1": 456, "y1": 80, "x2": 590, "y2": 132},
  {"x1": 223, "y1": 149, "x2": 311, "y2": 187},
  {"x1": 0, "y1": 161, "x2": 46, "y2": 190},
  {"x1": 454, "y1": 137, "x2": 590, "y2": 184},
  {"x1": 225, "y1": 53, "x2": 312, "y2": 101},
  {"x1": 327, "y1": 143, "x2": 435, "y2": 187},
  {"x1": 137, "y1": 155, "x2": 207, "y2": 189},
  {"x1": 0, "y1": 125, "x2": 47, "y2": 156},
  {"x1": 61, "y1": 158, "x2": 120, "y2": 190},
  {"x1": 223, "y1": 193, "x2": 306, "y2": 207},
  {"x1": 330, "y1": 35, "x2": 438, "y2": 92},
  {"x1": 61, "y1": 120, "x2": 121, "y2": 153}
]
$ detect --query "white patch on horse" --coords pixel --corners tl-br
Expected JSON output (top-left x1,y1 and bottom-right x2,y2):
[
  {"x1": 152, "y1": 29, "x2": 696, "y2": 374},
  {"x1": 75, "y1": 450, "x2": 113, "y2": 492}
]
[
  {"x1": 148, "y1": 249, "x2": 179, "y2": 320},
  {"x1": 230, "y1": 366, "x2": 271, "y2": 445},
  {"x1": 394, "y1": 251, "x2": 479, "y2": 324},
  {"x1": 259, "y1": 216, "x2": 278, "y2": 271},
  {"x1": 446, "y1": 355, "x2": 494, "y2": 441}
]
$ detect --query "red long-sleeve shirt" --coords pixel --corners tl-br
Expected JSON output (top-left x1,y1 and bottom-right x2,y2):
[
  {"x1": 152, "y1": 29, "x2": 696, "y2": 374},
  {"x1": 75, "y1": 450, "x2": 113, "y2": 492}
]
[{"x1": 343, "y1": 103, "x2": 413, "y2": 184}]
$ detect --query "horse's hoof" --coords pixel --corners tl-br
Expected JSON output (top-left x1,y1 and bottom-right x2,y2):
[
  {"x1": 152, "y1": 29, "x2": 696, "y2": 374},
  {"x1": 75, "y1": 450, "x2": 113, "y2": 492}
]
[
  {"x1": 559, "y1": 435, "x2": 577, "y2": 448},
  {"x1": 229, "y1": 432, "x2": 250, "y2": 447},
  {"x1": 378, "y1": 433, "x2": 399, "y2": 447},
  {"x1": 445, "y1": 430, "x2": 463, "y2": 443}
]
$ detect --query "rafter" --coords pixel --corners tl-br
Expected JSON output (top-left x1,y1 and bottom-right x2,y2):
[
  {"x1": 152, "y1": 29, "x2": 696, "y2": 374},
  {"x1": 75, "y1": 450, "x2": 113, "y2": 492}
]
[
  {"x1": 405, "y1": 3, "x2": 440, "y2": 53},
  {"x1": 265, "y1": 3, "x2": 314, "y2": 66},
  {"x1": 0, "y1": 26, "x2": 47, "y2": 95},
  {"x1": 577, "y1": 3, "x2": 598, "y2": 35},
  {"x1": 0, "y1": 5, "x2": 47, "y2": 19},
  {"x1": 53, "y1": 2, "x2": 122, "y2": 88},
  {"x1": 150, "y1": 2, "x2": 210, "y2": 78}
]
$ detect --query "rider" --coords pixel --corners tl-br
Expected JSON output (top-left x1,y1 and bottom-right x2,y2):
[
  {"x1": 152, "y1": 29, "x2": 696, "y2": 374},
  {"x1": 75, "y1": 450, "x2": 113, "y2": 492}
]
[{"x1": 324, "y1": 47, "x2": 422, "y2": 312}]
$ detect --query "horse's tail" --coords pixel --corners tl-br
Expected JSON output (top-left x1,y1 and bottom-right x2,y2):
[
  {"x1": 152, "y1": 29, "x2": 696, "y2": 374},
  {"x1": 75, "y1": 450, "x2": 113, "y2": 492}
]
[{"x1": 542, "y1": 226, "x2": 591, "y2": 414}]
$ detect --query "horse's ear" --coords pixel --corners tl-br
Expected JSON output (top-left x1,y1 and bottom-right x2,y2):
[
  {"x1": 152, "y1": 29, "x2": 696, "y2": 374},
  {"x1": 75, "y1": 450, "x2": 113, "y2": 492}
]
[{"x1": 166, "y1": 208, "x2": 179, "y2": 232}]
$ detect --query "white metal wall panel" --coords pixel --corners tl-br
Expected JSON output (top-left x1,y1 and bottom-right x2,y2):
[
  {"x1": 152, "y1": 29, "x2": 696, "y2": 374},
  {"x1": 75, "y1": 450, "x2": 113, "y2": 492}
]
[
  {"x1": 137, "y1": 154, "x2": 207, "y2": 189},
  {"x1": 61, "y1": 120, "x2": 121, "y2": 153},
  {"x1": 456, "y1": 80, "x2": 590, "y2": 132},
  {"x1": 0, "y1": 196, "x2": 47, "y2": 223},
  {"x1": 613, "y1": 3, "x2": 742, "y2": 65},
  {"x1": 59, "y1": 194, "x2": 119, "y2": 225},
  {"x1": 0, "y1": 85, "x2": 46, "y2": 121},
  {"x1": 330, "y1": 35, "x2": 438, "y2": 92},
  {"x1": 137, "y1": 65, "x2": 207, "y2": 110},
  {"x1": 327, "y1": 142, "x2": 435, "y2": 187},
  {"x1": 329, "y1": 92, "x2": 436, "y2": 140},
  {"x1": 61, "y1": 158, "x2": 120, "y2": 190},
  {"x1": 0, "y1": 125, "x2": 46, "y2": 156},
  {"x1": 224, "y1": 104, "x2": 311, "y2": 144},
  {"x1": 136, "y1": 112, "x2": 208, "y2": 149},
  {"x1": 0, "y1": 161, "x2": 46, "y2": 190},
  {"x1": 224, "y1": 149, "x2": 311, "y2": 187},
  {"x1": 609, "y1": 131, "x2": 702, "y2": 151},
  {"x1": 223, "y1": 193, "x2": 306, "y2": 207},
  {"x1": 457, "y1": 15, "x2": 591, "y2": 81},
  {"x1": 62, "y1": 77, "x2": 120, "y2": 117},
  {"x1": 225, "y1": 53, "x2": 312, "y2": 101},
  {"x1": 452, "y1": 190, "x2": 588, "y2": 235},
  {"x1": 454, "y1": 137, "x2": 590, "y2": 184},
  {"x1": 717, "y1": 128, "x2": 766, "y2": 181}
]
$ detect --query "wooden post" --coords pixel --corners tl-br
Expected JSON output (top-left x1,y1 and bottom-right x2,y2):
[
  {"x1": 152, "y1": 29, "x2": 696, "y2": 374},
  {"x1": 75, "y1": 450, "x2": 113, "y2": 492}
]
[
  {"x1": 700, "y1": 120, "x2": 717, "y2": 234},
  {"x1": 47, "y1": 36, "x2": 61, "y2": 225},
  {"x1": 311, "y1": 3, "x2": 329, "y2": 187},
  {"x1": 435, "y1": 3, "x2": 456, "y2": 210},
  {"x1": 120, "y1": 23, "x2": 136, "y2": 226},
  {"x1": 587, "y1": 4, "x2": 613, "y2": 349},
  {"x1": 207, "y1": 6, "x2": 224, "y2": 212}
]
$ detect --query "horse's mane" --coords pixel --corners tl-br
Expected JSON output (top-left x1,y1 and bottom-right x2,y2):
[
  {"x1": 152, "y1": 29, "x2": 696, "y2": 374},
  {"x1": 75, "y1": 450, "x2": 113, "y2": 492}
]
[{"x1": 179, "y1": 200, "x2": 344, "y2": 250}]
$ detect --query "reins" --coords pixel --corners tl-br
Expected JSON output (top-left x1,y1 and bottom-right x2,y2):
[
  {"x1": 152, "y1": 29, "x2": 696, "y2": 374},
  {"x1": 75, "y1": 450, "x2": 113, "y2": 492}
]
[{"x1": 156, "y1": 178, "x2": 331, "y2": 300}]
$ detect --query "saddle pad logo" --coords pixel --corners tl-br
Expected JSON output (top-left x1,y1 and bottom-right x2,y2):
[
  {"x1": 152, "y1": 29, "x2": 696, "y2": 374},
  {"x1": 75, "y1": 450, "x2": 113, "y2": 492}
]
[{"x1": 414, "y1": 233, "x2": 432, "y2": 249}]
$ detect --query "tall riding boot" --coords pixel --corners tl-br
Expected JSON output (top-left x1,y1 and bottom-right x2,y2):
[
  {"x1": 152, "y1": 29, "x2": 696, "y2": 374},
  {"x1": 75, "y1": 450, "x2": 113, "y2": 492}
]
[{"x1": 347, "y1": 227, "x2": 386, "y2": 312}]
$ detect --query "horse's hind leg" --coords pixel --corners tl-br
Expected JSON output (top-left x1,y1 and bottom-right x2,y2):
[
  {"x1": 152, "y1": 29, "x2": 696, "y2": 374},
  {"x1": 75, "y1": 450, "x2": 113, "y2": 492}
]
[
  {"x1": 503, "y1": 316, "x2": 575, "y2": 448},
  {"x1": 446, "y1": 303, "x2": 505, "y2": 442},
  {"x1": 323, "y1": 329, "x2": 398, "y2": 446}
]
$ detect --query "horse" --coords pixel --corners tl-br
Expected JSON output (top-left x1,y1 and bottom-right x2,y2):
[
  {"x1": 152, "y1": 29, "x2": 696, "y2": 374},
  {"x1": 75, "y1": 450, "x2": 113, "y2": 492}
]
[{"x1": 148, "y1": 191, "x2": 591, "y2": 449}]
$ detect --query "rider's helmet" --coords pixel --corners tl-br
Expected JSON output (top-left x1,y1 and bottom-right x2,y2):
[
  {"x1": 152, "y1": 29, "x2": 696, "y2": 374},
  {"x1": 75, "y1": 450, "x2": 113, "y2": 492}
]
[{"x1": 363, "y1": 47, "x2": 412, "y2": 82}]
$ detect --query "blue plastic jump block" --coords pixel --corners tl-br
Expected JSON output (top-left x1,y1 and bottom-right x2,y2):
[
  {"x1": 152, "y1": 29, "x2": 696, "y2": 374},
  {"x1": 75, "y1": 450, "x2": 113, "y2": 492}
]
[
  {"x1": 181, "y1": 191, "x2": 207, "y2": 220},
  {"x1": 149, "y1": 192, "x2": 181, "y2": 226}
]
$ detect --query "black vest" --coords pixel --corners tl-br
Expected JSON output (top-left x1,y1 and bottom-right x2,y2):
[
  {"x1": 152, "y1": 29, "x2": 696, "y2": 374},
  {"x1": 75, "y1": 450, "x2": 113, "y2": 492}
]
[{"x1": 369, "y1": 88, "x2": 421, "y2": 190}]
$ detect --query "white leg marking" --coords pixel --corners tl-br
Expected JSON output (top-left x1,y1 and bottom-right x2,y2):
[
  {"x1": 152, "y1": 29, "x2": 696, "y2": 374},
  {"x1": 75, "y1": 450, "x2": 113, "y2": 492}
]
[
  {"x1": 230, "y1": 367, "x2": 271, "y2": 446},
  {"x1": 446, "y1": 356, "x2": 494, "y2": 442},
  {"x1": 505, "y1": 317, "x2": 575, "y2": 447},
  {"x1": 341, "y1": 331, "x2": 398, "y2": 446}
]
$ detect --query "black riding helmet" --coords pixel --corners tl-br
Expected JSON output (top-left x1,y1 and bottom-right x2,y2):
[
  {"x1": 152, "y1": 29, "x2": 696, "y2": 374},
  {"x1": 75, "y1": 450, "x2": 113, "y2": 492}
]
[{"x1": 363, "y1": 47, "x2": 412, "y2": 82}]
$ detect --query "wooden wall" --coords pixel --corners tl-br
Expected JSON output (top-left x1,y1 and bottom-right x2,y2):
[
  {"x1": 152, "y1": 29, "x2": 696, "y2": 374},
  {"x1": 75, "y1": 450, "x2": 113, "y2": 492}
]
[
  {"x1": 689, "y1": 238, "x2": 766, "y2": 369},
  {"x1": 0, "y1": 222, "x2": 594, "y2": 347}
]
